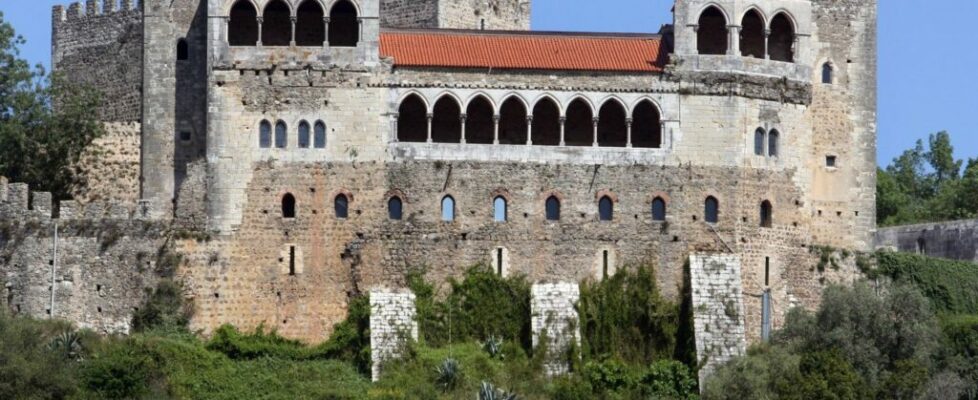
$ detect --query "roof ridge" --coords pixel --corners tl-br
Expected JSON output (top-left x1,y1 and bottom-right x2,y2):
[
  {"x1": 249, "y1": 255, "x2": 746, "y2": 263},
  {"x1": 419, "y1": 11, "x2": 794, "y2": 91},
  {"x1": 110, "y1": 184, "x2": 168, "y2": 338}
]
[{"x1": 380, "y1": 27, "x2": 661, "y2": 39}]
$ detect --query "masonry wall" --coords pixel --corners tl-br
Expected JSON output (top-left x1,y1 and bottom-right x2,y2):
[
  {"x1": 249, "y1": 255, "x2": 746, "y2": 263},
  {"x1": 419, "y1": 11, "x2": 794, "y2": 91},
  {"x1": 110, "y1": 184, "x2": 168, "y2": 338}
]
[
  {"x1": 73, "y1": 122, "x2": 142, "y2": 203},
  {"x1": 380, "y1": 0, "x2": 438, "y2": 28},
  {"x1": 876, "y1": 220, "x2": 978, "y2": 262},
  {"x1": 438, "y1": 0, "x2": 531, "y2": 30}
]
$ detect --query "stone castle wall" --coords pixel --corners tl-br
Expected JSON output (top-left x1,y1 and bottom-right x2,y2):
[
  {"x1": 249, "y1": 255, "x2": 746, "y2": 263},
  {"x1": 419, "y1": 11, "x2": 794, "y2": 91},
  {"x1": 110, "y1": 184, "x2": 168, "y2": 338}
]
[
  {"x1": 876, "y1": 220, "x2": 978, "y2": 262},
  {"x1": 379, "y1": 0, "x2": 530, "y2": 30},
  {"x1": 72, "y1": 122, "x2": 142, "y2": 203}
]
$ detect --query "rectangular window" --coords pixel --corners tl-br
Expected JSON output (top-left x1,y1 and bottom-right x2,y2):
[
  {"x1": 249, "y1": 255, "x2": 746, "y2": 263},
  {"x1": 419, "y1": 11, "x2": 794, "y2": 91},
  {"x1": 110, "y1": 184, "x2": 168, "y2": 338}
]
[
  {"x1": 289, "y1": 246, "x2": 296, "y2": 276},
  {"x1": 826, "y1": 155, "x2": 837, "y2": 167},
  {"x1": 496, "y1": 248, "x2": 504, "y2": 276},
  {"x1": 602, "y1": 250, "x2": 609, "y2": 279},
  {"x1": 764, "y1": 257, "x2": 770, "y2": 286}
]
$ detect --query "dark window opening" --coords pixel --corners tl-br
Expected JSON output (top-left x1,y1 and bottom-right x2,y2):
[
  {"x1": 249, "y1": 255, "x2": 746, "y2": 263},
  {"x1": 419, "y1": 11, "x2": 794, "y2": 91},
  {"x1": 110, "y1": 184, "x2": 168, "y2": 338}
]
[
  {"x1": 289, "y1": 246, "x2": 296, "y2": 275},
  {"x1": 822, "y1": 63, "x2": 834, "y2": 84},
  {"x1": 754, "y1": 128, "x2": 765, "y2": 156},
  {"x1": 229, "y1": 0, "x2": 259, "y2": 46},
  {"x1": 498, "y1": 97, "x2": 527, "y2": 145},
  {"x1": 179, "y1": 131, "x2": 192, "y2": 142},
  {"x1": 314, "y1": 121, "x2": 327, "y2": 148},
  {"x1": 334, "y1": 194, "x2": 349, "y2": 219},
  {"x1": 546, "y1": 196, "x2": 561, "y2": 221},
  {"x1": 740, "y1": 10, "x2": 765, "y2": 58},
  {"x1": 466, "y1": 96, "x2": 495, "y2": 144},
  {"x1": 298, "y1": 121, "x2": 311, "y2": 148},
  {"x1": 282, "y1": 193, "x2": 296, "y2": 218},
  {"x1": 599, "y1": 196, "x2": 614, "y2": 222},
  {"x1": 760, "y1": 200, "x2": 773, "y2": 228},
  {"x1": 768, "y1": 130, "x2": 779, "y2": 157},
  {"x1": 496, "y1": 248, "x2": 504, "y2": 275},
  {"x1": 597, "y1": 101, "x2": 627, "y2": 147},
  {"x1": 432, "y1": 96, "x2": 462, "y2": 143},
  {"x1": 602, "y1": 250, "x2": 610, "y2": 279},
  {"x1": 295, "y1": 0, "x2": 325, "y2": 46},
  {"x1": 652, "y1": 197, "x2": 667, "y2": 221},
  {"x1": 329, "y1": 0, "x2": 359, "y2": 47},
  {"x1": 565, "y1": 99, "x2": 593, "y2": 146},
  {"x1": 631, "y1": 100, "x2": 662, "y2": 148},
  {"x1": 916, "y1": 238, "x2": 926, "y2": 255},
  {"x1": 769, "y1": 13, "x2": 795, "y2": 62},
  {"x1": 259, "y1": 120, "x2": 272, "y2": 148},
  {"x1": 274, "y1": 120, "x2": 287, "y2": 148},
  {"x1": 697, "y1": 6, "x2": 728, "y2": 55},
  {"x1": 826, "y1": 155, "x2": 837, "y2": 167},
  {"x1": 177, "y1": 38, "x2": 189, "y2": 61},
  {"x1": 388, "y1": 197, "x2": 403, "y2": 220},
  {"x1": 532, "y1": 98, "x2": 561, "y2": 146},
  {"x1": 764, "y1": 257, "x2": 770, "y2": 286},
  {"x1": 705, "y1": 196, "x2": 719, "y2": 224},
  {"x1": 261, "y1": 0, "x2": 291, "y2": 46},
  {"x1": 397, "y1": 94, "x2": 427, "y2": 143}
]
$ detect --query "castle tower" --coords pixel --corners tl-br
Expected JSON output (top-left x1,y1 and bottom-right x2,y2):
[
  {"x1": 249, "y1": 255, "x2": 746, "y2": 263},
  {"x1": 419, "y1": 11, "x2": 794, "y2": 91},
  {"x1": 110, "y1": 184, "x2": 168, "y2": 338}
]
[{"x1": 380, "y1": 0, "x2": 530, "y2": 30}]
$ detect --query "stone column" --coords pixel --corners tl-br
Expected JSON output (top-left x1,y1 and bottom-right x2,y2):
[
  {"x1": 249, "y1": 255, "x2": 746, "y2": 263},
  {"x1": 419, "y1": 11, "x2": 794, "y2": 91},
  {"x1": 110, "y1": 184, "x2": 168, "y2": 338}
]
[
  {"x1": 391, "y1": 114, "x2": 399, "y2": 143},
  {"x1": 358, "y1": 18, "x2": 364, "y2": 46},
  {"x1": 728, "y1": 25, "x2": 740, "y2": 55},
  {"x1": 290, "y1": 16, "x2": 297, "y2": 46},
  {"x1": 493, "y1": 115, "x2": 500, "y2": 145},
  {"x1": 592, "y1": 118, "x2": 599, "y2": 147},
  {"x1": 370, "y1": 289, "x2": 418, "y2": 382},
  {"x1": 626, "y1": 118, "x2": 633, "y2": 148},
  {"x1": 257, "y1": 17, "x2": 264, "y2": 46},
  {"x1": 426, "y1": 113, "x2": 433, "y2": 143},
  {"x1": 764, "y1": 29, "x2": 771, "y2": 60},
  {"x1": 323, "y1": 17, "x2": 330, "y2": 47},
  {"x1": 559, "y1": 117, "x2": 566, "y2": 146},
  {"x1": 526, "y1": 116, "x2": 533, "y2": 145},
  {"x1": 460, "y1": 114, "x2": 467, "y2": 144}
]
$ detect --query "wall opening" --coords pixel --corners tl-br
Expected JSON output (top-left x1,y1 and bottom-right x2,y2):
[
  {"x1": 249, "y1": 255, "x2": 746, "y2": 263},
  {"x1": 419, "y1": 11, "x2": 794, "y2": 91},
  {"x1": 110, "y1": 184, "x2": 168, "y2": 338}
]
[
  {"x1": 441, "y1": 196, "x2": 455, "y2": 222},
  {"x1": 631, "y1": 100, "x2": 661, "y2": 148},
  {"x1": 262, "y1": 0, "x2": 292, "y2": 46},
  {"x1": 768, "y1": 129, "x2": 779, "y2": 157},
  {"x1": 177, "y1": 38, "x2": 189, "y2": 61},
  {"x1": 916, "y1": 238, "x2": 927, "y2": 255},
  {"x1": 705, "y1": 196, "x2": 719, "y2": 224},
  {"x1": 298, "y1": 120, "x2": 311, "y2": 148},
  {"x1": 822, "y1": 63, "x2": 834, "y2": 84},
  {"x1": 493, "y1": 247, "x2": 508, "y2": 276},
  {"x1": 282, "y1": 193, "x2": 296, "y2": 218},
  {"x1": 466, "y1": 96, "x2": 495, "y2": 144},
  {"x1": 602, "y1": 250, "x2": 610, "y2": 279},
  {"x1": 289, "y1": 246, "x2": 297, "y2": 275},
  {"x1": 597, "y1": 100, "x2": 627, "y2": 147},
  {"x1": 274, "y1": 120, "x2": 287, "y2": 148},
  {"x1": 335, "y1": 194, "x2": 349, "y2": 219},
  {"x1": 494, "y1": 196, "x2": 508, "y2": 222},
  {"x1": 697, "y1": 6, "x2": 728, "y2": 55},
  {"x1": 295, "y1": 0, "x2": 326, "y2": 46},
  {"x1": 229, "y1": 0, "x2": 259, "y2": 46},
  {"x1": 769, "y1": 13, "x2": 795, "y2": 62},
  {"x1": 565, "y1": 99, "x2": 593, "y2": 146},
  {"x1": 532, "y1": 98, "x2": 560, "y2": 146},
  {"x1": 498, "y1": 97, "x2": 527, "y2": 145},
  {"x1": 314, "y1": 120, "x2": 327, "y2": 148},
  {"x1": 388, "y1": 197, "x2": 403, "y2": 220},
  {"x1": 740, "y1": 9, "x2": 765, "y2": 58},
  {"x1": 760, "y1": 200, "x2": 773, "y2": 228},
  {"x1": 329, "y1": 0, "x2": 359, "y2": 47},
  {"x1": 497, "y1": 248, "x2": 504, "y2": 275},
  {"x1": 764, "y1": 257, "x2": 770, "y2": 286},
  {"x1": 259, "y1": 120, "x2": 273, "y2": 148},
  {"x1": 546, "y1": 196, "x2": 561, "y2": 221},
  {"x1": 432, "y1": 96, "x2": 462, "y2": 143},
  {"x1": 826, "y1": 155, "x2": 837, "y2": 168},
  {"x1": 599, "y1": 196, "x2": 614, "y2": 221},
  {"x1": 652, "y1": 197, "x2": 666, "y2": 221},
  {"x1": 397, "y1": 94, "x2": 427, "y2": 142},
  {"x1": 754, "y1": 128, "x2": 765, "y2": 156}
]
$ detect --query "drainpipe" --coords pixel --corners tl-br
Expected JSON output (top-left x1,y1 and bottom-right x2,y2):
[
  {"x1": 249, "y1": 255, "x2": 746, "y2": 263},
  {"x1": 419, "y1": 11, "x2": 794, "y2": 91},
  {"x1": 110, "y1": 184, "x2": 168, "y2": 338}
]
[{"x1": 49, "y1": 222, "x2": 58, "y2": 318}]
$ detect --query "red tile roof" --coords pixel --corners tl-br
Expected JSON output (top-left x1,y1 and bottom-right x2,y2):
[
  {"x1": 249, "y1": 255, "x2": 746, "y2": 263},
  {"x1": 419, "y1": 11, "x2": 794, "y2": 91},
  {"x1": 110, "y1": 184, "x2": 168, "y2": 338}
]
[{"x1": 380, "y1": 29, "x2": 665, "y2": 73}]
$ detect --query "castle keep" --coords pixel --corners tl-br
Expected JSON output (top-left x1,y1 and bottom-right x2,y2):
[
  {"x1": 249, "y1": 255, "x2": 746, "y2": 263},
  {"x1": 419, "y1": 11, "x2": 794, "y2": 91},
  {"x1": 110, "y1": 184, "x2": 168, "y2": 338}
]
[{"x1": 3, "y1": 0, "x2": 876, "y2": 366}]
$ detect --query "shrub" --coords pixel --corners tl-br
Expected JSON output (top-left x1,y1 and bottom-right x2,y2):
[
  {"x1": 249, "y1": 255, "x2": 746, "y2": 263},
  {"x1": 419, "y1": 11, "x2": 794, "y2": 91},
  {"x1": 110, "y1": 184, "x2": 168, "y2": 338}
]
[
  {"x1": 79, "y1": 340, "x2": 156, "y2": 399},
  {"x1": 314, "y1": 293, "x2": 371, "y2": 374},
  {"x1": 435, "y1": 358, "x2": 462, "y2": 391},
  {"x1": 131, "y1": 279, "x2": 192, "y2": 333},
  {"x1": 206, "y1": 323, "x2": 308, "y2": 360},
  {"x1": 0, "y1": 312, "x2": 79, "y2": 399},
  {"x1": 875, "y1": 251, "x2": 978, "y2": 314}
]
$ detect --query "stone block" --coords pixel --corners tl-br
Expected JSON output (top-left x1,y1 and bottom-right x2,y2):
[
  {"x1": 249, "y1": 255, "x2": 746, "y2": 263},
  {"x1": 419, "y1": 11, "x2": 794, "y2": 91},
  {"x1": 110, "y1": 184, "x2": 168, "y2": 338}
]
[
  {"x1": 370, "y1": 288, "x2": 417, "y2": 381},
  {"x1": 531, "y1": 282, "x2": 580, "y2": 376},
  {"x1": 690, "y1": 254, "x2": 746, "y2": 387}
]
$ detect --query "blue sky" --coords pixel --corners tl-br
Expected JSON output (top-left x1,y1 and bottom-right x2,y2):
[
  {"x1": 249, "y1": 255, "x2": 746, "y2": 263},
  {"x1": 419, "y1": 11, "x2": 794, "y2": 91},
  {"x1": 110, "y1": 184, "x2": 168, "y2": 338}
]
[{"x1": 3, "y1": 0, "x2": 976, "y2": 166}]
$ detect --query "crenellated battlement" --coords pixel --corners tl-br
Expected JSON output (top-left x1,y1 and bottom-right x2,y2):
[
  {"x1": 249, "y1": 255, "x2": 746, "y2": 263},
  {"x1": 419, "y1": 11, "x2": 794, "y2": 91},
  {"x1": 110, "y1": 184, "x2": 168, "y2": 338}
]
[
  {"x1": 0, "y1": 177, "x2": 160, "y2": 222},
  {"x1": 53, "y1": 0, "x2": 142, "y2": 24}
]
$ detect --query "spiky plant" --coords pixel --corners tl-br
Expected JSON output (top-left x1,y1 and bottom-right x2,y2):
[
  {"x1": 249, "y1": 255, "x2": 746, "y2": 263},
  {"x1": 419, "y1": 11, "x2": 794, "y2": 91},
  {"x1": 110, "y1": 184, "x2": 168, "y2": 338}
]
[
  {"x1": 482, "y1": 334, "x2": 504, "y2": 359},
  {"x1": 479, "y1": 381, "x2": 518, "y2": 400},
  {"x1": 435, "y1": 358, "x2": 462, "y2": 391},
  {"x1": 48, "y1": 329, "x2": 84, "y2": 361}
]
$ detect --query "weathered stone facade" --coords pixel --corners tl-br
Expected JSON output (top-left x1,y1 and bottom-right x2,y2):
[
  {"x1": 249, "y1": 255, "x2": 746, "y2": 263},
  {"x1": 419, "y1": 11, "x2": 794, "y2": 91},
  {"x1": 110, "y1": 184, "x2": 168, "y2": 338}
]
[
  {"x1": 531, "y1": 282, "x2": 580, "y2": 376},
  {"x1": 369, "y1": 289, "x2": 417, "y2": 381},
  {"x1": 876, "y1": 220, "x2": 978, "y2": 262},
  {"x1": 690, "y1": 254, "x2": 746, "y2": 385}
]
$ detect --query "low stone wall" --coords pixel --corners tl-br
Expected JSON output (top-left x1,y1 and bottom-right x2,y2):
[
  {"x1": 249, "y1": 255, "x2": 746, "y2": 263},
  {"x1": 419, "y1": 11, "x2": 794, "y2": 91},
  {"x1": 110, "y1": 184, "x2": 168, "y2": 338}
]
[
  {"x1": 690, "y1": 254, "x2": 746, "y2": 386},
  {"x1": 530, "y1": 282, "x2": 581, "y2": 376},
  {"x1": 369, "y1": 288, "x2": 418, "y2": 381},
  {"x1": 876, "y1": 220, "x2": 978, "y2": 262}
]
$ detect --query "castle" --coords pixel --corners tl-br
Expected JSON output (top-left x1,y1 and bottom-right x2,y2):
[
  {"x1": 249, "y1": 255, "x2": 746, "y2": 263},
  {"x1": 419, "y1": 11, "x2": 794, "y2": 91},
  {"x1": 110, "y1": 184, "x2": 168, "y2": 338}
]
[{"x1": 3, "y1": 0, "x2": 876, "y2": 370}]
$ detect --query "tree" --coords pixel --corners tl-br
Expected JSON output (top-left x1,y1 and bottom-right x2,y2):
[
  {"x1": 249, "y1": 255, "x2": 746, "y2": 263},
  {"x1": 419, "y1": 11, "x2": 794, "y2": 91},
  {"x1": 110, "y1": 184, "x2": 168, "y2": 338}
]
[{"x1": 926, "y1": 131, "x2": 962, "y2": 185}]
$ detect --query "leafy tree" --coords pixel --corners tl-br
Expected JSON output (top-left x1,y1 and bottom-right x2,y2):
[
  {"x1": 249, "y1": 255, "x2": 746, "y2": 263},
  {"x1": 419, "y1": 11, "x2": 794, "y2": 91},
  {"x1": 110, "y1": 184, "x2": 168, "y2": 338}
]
[{"x1": 926, "y1": 131, "x2": 962, "y2": 185}]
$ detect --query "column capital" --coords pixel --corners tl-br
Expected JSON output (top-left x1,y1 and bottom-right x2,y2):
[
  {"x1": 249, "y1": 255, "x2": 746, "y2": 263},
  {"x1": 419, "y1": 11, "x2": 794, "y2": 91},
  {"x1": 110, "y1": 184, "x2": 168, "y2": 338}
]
[
  {"x1": 559, "y1": 116, "x2": 567, "y2": 123},
  {"x1": 426, "y1": 113, "x2": 434, "y2": 120},
  {"x1": 526, "y1": 115, "x2": 534, "y2": 123},
  {"x1": 257, "y1": 16, "x2": 264, "y2": 24},
  {"x1": 493, "y1": 115, "x2": 501, "y2": 123},
  {"x1": 592, "y1": 117, "x2": 600, "y2": 125},
  {"x1": 324, "y1": 17, "x2": 331, "y2": 23},
  {"x1": 460, "y1": 113, "x2": 467, "y2": 121},
  {"x1": 625, "y1": 117, "x2": 633, "y2": 124},
  {"x1": 290, "y1": 16, "x2": 297, "y2": 23}
]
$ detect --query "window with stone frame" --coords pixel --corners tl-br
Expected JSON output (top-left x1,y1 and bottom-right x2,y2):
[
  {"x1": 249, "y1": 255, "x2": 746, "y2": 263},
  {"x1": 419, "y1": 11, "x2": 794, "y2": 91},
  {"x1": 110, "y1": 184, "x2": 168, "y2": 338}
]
[
  {"x1": 334, "y1": 194, "x2": 349, "y2": 219},
  {"x1": 328, "y1": 0, "x2": 359, "y2": 47},
  {"x1": 545, "y1": 196, "x2": 561, "y2": 221},
  {"x1": 697, "y1": 6, "x2": 728, "y2": 55},
  {"x1": 599, "y1": 196, "x2": 614, "y2": 221},
  {"x1": 298, "y1": 121, "x2": 311, "y2": 148},
  {"x1": 282, "y1": 193, "x2": 296, "y2": 218},
  {"x1": 705, "y1": 196, "x2": 720, "y2": 224},
  {"x1": 229, "y1": 0, "x2": 258, "y2": 46},
  {"x1": 259, "y1": 120, "x2": 272, "y2": 148},
  {"x1": 314, "y1": 120, "x2": 327, "y2": 148},
  {"x1": 652, "y1": 197, "x2": 667, "y2": 221}
]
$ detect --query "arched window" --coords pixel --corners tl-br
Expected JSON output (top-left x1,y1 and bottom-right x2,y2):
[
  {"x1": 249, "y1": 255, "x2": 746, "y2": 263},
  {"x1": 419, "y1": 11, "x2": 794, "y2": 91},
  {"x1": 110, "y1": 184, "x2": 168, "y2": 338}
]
[
  {"x1": 314, "y1": 120, "x2": 327, "y2": 148},
  {"x1": 432, "y1": 96, "x2": 462, "y2": 143},
  {"x1": 259, "y1": 120, "x2": 272, "y2": 148},
  {"x1": 441, "y1": 196, "x2": 455, "y2": 222},
  {"x1": 822, "y1": 63, "x2": 833, "y2": 84},
  {"x1": 493, "y1": 196, "x2": 508, "y2": 222},
  {"x1": 760, "y1": 200, "x2": 773, "y2": 228},
  {"x1": 599, "y1": 196, "x2": 614, "y2": 222},
  {"x1": 565, "y1": 99, "x2": 593, "y2": 147},
  {"x1": 334, "y1": 194, "x2": 349, "y2": 219},
  {"x1": 274, "y1": 121, "x2": 287, "y2": 148},
  {"x1": 597, "y1": 100, "x2": 627, "y2": 147},
  {"x1": 652, "y1": 197, "x2": 667, "y2": 221},
  {"x1": 532, "y1": 98, "x2": 560, "y2": 146},
  {"x1": 705, "y1": 196, "x2": 719, "y2": 224},
  {"x1": 261, "y1": 0, "x2": 291, "y2": 46},
  {"x1": 631, "y1": 100, "x2": 662, "y2": 148},
  {"x1": 768, "y1": 130, "x2": 780, "y2": 157},
  {"x1": 388, "y1": 197, "x2": 403, "y2": 220},
  {"x1": 298, "y1": 121, "x2": 311, "y2": 148},
  {"x1": 754, "y1": 128, "x2": 765, "y2": 156},
  {"x1": 329, "y1": 0, "x2": 359, "y2": 47},
  {"x1": 229, "y1": 0, "x2": 258, "y2": 46},
  {"x1": 177, "y1": 38, "x2": 189, "y2": 61},
  {"x1": 397, "y1": 94, "x2": 427, "y2": 143},
  {"x1": 498, "y1": 97, "x2": 528, "y2": 145},
  {"x1": 295, "y1": 0, "x2": 325, "y2": 46},
  {"x1": 546, "y1": 196, "x2": 561, "y2": 221},
  {"x1": 697, "y1": 6, "x2": 728, "y2": 55},
  {"x1": 740, "y1": 10, "x2": 764, "y2": 58},
  {"x1": 282, "y1": 193, "x2": 296, "y2": 218},
  {"x1": 769, "y1": 13, "x2": 795, "y2": 62},
  {"x1": 466, "y1": 96, "x2": 495, "y2": 144}
]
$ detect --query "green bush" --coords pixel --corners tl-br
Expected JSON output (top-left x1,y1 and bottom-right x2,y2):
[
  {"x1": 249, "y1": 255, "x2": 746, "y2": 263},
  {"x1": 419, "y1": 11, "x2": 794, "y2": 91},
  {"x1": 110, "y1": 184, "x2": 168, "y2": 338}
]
[
  {"x1": 79, "y1": 340, "x2": 157, "y2": 399},
  {"x1": 0, "y1": 311, "x2": 80, "y2": 399},
  {"x1": 314, "y1": 294, "x2": 372, "y2": 374},
  {"x1": 206, "y1": 323, "x2": 309, "y2": 360},
  {"x1": 131, "y1": 279, "x2": 192, "y2": 333},
  {"x1": 875, "y1": 251, "x2": 978, "y2": 315}
]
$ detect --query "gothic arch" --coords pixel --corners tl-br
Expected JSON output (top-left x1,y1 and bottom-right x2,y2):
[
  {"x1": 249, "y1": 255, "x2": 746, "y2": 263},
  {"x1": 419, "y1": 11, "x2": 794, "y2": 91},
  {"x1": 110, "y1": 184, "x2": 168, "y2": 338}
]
[
  {"x1": 769, "y1": 12, "x2": 796, "y2": 62},
  {"x1": 466, "y1": 95, "x2": 496, "y2": 144},
  {"x1": 631, "y1": 99, "x2": 662, "y2": 148},
  {"x1": 464, "y1": 92, "x2": 498, "y2": 114},
  {"x1": 431, "y1": 95, "x2": 462, "y2": 143},
  {"x1": 228, "y1": 0, "x2": 259, "y2": 46},
  {"x1": 740, "y1": 8, "x2": 765, "y2": 59},
  {"x1": 328, "y1": 0, "x2": 359, "y2": 47},
  {"x1": 261, "y1": 0, "x2": 292, "y2": 46},
  {"x1": 295, "y1": 0, "x2": 326, "y2": 46},
  {"x1": 397, "y1": 93, "x2": 428, "y2": 143},
  {"x1": 697, "y1": 4, "x2": 729, "y2": 55}
]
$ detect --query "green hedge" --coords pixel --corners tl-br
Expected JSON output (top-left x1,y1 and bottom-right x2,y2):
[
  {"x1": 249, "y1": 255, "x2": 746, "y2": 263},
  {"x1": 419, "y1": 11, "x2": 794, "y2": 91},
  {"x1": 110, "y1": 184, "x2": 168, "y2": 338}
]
[{"x1": 875, "y1": 251, "x2": 978, "y2": 315}]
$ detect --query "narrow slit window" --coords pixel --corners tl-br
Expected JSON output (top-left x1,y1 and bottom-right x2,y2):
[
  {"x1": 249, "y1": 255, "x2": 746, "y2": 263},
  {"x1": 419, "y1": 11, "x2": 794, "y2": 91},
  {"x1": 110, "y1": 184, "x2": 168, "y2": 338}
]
[
  {"x1": 288, "y1": 246, "x2": 296, "y2": 276},
  {"x1": 282, "y1": 193, "x2": 296, "y2": 218},
  {"x1": 602, "y1": 250, "x2": 610, "y2": 279},
  {"x1": 764, "y1": 257, "x2": 770, "y2": 286},
  {"x1": 705, "y1": 196, "x2": 719, "y2": 224},
  {"x1": 496, "y1": 248, "x2": 504, "y2": 276},
  {"x1": 298, "y1": 121, "x2": 311, "y2": 148}
]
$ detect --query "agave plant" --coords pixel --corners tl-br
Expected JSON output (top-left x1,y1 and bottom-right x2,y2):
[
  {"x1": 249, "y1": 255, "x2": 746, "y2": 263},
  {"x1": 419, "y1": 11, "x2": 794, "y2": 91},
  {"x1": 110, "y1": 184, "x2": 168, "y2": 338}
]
[
  {"x1": 479, "y1": 381, "x2": 518, "y2": 400},
  {"x1": 435, "y1": 358, "x2": 462, "y2": 391},
  {"x1": 482, "y1": 334, "x2": 504, "y2": 359},
  {"x1": 48, "y1": 329, "x2": 84, "y2": 361}
]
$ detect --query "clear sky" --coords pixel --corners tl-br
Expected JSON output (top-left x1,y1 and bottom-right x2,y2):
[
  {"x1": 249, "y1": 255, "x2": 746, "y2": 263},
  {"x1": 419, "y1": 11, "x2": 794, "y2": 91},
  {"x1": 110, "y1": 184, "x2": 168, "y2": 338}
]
[{"x1": 3, "y1": 0, "x2": 976, "y2": 166}]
